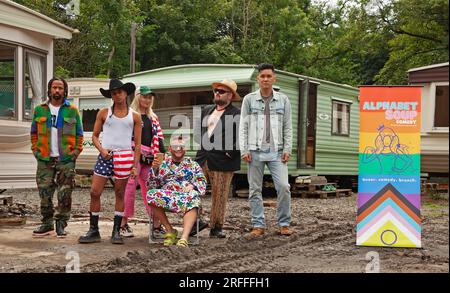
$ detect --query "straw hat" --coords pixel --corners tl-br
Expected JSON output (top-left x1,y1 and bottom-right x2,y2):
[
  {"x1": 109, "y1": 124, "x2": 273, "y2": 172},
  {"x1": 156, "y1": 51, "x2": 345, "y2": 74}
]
[{"x1": 211, "y1": 79, "x2": 241, "y2": 102}]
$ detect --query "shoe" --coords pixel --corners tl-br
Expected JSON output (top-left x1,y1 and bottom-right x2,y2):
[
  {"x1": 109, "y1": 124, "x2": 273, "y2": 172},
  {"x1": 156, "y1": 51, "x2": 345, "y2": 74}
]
[
  {"x1": 78, "y1": 213, "x2": 101, "y2": 243},
  {"x1": 32, "y1": 225, "x2": 55, "y2": 237},
  {"x1": 189, "y1": 218, "x2": 209, "y2": 236},
  {"x1": 163, "y1": 230, "x2": 178, "y2": 246},
  {"x1": 111, "y1": 215, "x2": 124, "y2": 244},
  {"x1": 279, "y1": 226, "x2": 293, "y2": 236},
  {"x1": 152, "y1": 226, "x2": 166, "y2": 238},
  {"x1": 120, "y1": 224, "x2": 134, "y2": 238},
  {"x1": 176, "y1": 238, "x2": 189, "y2": 247},
  {"x1": 209, "y1": 225, "x2": 226, "y2": 238},
  {"x1": 250, "y1": 227, "x2": 265, "y2": 236},
  {"x1": 55, "y1": 221, "x2": 67, "y2": 238}
]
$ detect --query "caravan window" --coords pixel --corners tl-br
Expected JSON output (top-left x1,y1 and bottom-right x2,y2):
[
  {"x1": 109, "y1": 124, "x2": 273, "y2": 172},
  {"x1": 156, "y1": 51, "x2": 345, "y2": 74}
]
[
  {"x1": 332, "y1": 100, "x2": 351, "y2": 136},
  {"x1": 78, "y1": 98, "x2": 112, "y2": 132},
  {"x1": 434, "y1": 85, "x2": 449, "y2": 128},
  {"x1": 82, "y1": 109, "x2": 98, "y2": 132},
  {"x1": 24, "y1": 50, "x2": 46, "y2": 120},
  {"x1": 0, "y1": 43, "x2": 16, "y2": 119}
]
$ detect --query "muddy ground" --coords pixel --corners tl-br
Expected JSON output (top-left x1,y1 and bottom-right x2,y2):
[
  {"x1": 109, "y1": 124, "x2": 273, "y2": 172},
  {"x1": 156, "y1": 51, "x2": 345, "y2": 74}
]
[{"x1": 0, "y1": 187, "x2": 448, "y2": 273}]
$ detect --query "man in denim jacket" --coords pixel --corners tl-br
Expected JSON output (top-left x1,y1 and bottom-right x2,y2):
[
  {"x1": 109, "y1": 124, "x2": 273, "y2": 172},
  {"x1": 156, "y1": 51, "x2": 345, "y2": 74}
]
[{"x1": 239, "y1": 63, "x2": 293, "y2": 236}]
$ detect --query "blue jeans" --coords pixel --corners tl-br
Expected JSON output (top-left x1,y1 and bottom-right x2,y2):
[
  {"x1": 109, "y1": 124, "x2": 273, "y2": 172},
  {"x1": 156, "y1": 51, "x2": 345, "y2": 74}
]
[{"x1": 248, "y1": 155, "x2": 291, "y2": 228}]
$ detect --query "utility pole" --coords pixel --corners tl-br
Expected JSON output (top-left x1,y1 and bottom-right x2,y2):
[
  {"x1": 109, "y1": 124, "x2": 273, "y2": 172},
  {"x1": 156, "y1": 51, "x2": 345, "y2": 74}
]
[{"x1": 130, "y1": 22, "x2": 137, "y2": 73}]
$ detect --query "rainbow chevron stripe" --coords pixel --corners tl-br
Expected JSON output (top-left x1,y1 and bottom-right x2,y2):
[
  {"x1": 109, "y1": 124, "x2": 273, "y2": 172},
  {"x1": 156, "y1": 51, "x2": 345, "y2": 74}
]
[{"x1": 357, "y1": 86, "x2": 422, "y2": 248}]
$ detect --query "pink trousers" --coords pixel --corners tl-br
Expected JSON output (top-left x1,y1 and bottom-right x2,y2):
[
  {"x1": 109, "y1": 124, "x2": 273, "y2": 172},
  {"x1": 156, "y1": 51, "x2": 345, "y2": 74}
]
[
  {"x1": 123, "y1": 145, "x2": 160, "y2": 227},
  {"x1": 123, "y1": 161, "x2": 152, "y2": 218}
]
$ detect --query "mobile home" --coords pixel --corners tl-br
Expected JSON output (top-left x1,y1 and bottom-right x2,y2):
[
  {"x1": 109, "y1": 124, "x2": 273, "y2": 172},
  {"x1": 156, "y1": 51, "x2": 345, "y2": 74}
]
[
  {"x1": 0, "y1": 0, "x2": 75, "y2": 189},
  {"x1": 408, "y1": 62, "x2": 449, "y2": 175}
]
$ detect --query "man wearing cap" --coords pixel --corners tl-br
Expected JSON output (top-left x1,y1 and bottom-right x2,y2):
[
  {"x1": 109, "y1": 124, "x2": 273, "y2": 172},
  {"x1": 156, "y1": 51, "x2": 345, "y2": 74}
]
[
  {"x1": 195, "y1": 79, "x2": 241, "y2": 238},
  {"x1": 78, "y1": 79, "x2": 142, "y2": 245},
  {"x1": 239, "y1": 63, "x2": 293, "y2": 237}
]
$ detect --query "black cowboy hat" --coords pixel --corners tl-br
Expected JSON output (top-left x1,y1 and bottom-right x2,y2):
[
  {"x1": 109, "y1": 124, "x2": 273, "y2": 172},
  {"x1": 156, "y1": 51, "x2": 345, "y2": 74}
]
[{"x1": 100, "y1": 78, "x2": 136, "y2": 98}]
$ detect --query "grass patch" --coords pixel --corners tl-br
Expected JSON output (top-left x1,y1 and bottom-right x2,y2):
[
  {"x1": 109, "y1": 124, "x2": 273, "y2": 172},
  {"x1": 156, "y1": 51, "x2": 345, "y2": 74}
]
[{"x1": 422, "y1": 200, "x2": 449, "y2": 217}]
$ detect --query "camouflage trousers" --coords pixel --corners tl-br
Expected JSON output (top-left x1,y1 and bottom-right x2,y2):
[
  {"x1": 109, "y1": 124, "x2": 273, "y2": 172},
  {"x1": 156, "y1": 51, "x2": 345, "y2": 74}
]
[{"x1": 36, "y1": 158, "x2": 76, "y2": 228}]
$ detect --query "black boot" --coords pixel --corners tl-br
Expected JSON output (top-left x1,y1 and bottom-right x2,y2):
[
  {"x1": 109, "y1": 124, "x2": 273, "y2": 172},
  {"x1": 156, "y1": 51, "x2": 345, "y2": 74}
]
[
  {"x1": 111, "y1": 215, "x2": 124, "y2": 244},
  {"x1": 78, "y1": 213, "x2": 101, "y2": 243},
  {"x1": 56, "y1": 220, "x2": 67, "y2": 238},
  {"x1": 189, "y1": 218, "x2": 209, "y2": 236},
  {"x1": 209, "y1": 225, "x2": 226, "y2": 238},
  {"x1": 32, "y1": 224, "x2": 54, "y2": 237}
]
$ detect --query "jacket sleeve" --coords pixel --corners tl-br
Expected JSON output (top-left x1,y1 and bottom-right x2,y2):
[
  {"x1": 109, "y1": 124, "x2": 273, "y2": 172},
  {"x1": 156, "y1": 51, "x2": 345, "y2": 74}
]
[
  {"x1": 146, "y1": 160, "x2": 169, "y2": 190},
  {"x1": 154, "y1": 116, "x2": 166, "y2": 153},
  {"x1": 191, "y1": 161, "x2": 207, "y2": 195},
  {"x1": 30, "y1": 110, "x2": 38, "y2": 154},
  {"x1": 74, "y1": 108, "x2": 84, "y2": 158},
  {"x1": 238, "y1": 97, "x2": 250, "y2": 156},
  {"x1": 158, "y1": 137, "x2": 166, "y2": 153},
  {"x1": 282, "y1": 96, "x2": 293, "y2": 155}
]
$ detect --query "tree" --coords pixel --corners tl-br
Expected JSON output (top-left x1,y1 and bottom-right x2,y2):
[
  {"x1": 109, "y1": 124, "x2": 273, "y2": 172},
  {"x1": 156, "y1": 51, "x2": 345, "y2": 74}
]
[
  {"x1": 136, "y1": 0, "x2": 234, "y2": 70},
  {"x1": 13, "y1": 0, "x2": 448, "y2": 85},
  {"x1": 374, "y1": 0, "x2": 449, "y2": 84},
  {"x1": 15, "y1": 0, "x2": 140, "y2": 78}
]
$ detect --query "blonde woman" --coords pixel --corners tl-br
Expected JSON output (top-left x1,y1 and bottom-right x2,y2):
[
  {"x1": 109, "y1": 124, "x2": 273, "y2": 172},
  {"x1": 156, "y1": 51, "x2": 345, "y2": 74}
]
[{"x1": 121, "y1": 86, "x2": 166, "y2": 237}]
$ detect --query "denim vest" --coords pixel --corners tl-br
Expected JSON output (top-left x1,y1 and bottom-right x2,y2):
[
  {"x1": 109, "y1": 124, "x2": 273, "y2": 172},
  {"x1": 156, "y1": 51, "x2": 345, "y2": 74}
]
[{"x1": 239, "y1": 89, "x2": 292, "y2": 155}]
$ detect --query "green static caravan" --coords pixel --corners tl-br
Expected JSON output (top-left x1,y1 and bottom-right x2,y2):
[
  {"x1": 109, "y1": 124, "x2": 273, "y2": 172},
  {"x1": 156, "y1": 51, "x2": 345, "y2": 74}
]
[{"x1": 122, "y1": 64, "x2": 360, "y2": 181}]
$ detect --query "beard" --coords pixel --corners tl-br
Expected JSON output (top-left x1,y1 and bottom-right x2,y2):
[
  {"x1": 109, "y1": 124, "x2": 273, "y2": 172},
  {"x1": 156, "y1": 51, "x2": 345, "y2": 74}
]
[
  {"x1": 214, "y1": 98, "x2": 227, "y2": 106},
  {"x1": 52, "y1": 94, "x2": 62, "y2": 100}
]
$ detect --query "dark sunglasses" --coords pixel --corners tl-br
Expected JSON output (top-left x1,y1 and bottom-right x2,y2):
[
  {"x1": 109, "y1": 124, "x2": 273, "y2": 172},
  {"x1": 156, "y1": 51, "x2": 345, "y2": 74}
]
[{"x1": 213, "y1": 89, "x2": 230, "y2": 95}]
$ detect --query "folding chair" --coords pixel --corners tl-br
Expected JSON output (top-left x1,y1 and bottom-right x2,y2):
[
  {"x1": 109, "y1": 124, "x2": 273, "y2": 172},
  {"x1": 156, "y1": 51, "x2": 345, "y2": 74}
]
[{"x1": 148, "y1": 211, "x2": 200, "y2": 245}]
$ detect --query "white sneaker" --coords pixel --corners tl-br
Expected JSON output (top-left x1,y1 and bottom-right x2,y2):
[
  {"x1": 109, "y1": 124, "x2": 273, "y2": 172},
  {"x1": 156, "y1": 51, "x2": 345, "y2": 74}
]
[{"x1": 120, "y1": 224, "x2": 134, "y2": 238}]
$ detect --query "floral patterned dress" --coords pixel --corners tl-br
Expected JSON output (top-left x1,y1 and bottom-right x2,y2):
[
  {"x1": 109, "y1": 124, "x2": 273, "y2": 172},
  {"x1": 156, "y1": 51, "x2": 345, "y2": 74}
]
[{"x1": 146, "y1": 156, "x2": 206, "y2": 214}]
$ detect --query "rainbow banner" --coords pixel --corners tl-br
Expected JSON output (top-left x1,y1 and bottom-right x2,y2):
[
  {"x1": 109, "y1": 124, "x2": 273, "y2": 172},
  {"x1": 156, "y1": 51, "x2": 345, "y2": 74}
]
[{"x1": 357, "y1": 86, "x2": 422, "y2": 248}]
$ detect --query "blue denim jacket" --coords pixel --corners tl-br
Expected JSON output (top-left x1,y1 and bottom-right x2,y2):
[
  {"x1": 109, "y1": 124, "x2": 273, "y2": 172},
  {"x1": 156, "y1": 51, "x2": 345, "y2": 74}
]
[{"x1": 239, "y1": 89, "x2": 292, "y2": 156}]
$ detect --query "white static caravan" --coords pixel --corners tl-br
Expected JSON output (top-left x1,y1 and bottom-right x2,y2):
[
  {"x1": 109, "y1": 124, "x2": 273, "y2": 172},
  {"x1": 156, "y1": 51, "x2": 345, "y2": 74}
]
[
  {"x1": 0, "y1": 0, "x2": 75, "y2": 189},
  {"x1": 408, "y1": 62, "x2": 449, "y2": 175}
]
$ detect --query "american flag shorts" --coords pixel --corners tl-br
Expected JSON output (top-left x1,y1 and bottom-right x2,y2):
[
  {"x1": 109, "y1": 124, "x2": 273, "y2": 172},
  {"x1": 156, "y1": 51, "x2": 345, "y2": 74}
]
[{"x1": 93, "y1": 149, "x2": 134, "y2": 180}]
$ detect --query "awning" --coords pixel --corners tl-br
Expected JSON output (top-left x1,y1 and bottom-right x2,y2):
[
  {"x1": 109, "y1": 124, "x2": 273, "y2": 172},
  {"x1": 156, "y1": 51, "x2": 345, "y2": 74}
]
[{"x1": 79, "y1": 98, "x2": 112, "y2": 110}]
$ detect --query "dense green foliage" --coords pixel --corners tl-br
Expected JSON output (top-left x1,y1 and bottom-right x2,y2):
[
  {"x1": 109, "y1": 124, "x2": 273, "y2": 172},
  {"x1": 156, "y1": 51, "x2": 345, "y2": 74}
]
[{"x1": 14, "y1": 0, "x2": 449, "y2": 85}]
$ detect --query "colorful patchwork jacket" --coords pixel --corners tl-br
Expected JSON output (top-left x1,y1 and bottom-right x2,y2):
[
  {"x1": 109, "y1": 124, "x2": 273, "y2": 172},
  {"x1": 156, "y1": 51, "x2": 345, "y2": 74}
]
[
  {"x1": 30, "y1": 99, "x2": 83, "y2": 161},
  {"x1": 146, "y1": 156, "x2": 207, "y2": 195}
]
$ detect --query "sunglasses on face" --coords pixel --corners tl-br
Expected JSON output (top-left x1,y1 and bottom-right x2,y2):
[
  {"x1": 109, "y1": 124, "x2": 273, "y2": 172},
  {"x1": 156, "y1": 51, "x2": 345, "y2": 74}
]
[
  {"x1": 213, "y1": 89, "x2": 230, "y2": 95},
  {"x1": 171, "y1": 144, "x2": 185, "y2": 151}
]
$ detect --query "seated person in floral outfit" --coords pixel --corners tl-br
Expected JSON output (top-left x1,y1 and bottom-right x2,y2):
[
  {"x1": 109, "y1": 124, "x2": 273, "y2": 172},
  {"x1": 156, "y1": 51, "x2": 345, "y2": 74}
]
[{"x1": 146, "y1": 136, "x2": 207, "y2": 247}]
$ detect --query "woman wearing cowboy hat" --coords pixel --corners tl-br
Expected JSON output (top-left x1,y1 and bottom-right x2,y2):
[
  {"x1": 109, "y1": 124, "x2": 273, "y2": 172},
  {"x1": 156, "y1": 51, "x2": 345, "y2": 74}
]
[{"x1": 78, "y1": 79, "x2": 142, "y2": 245}]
